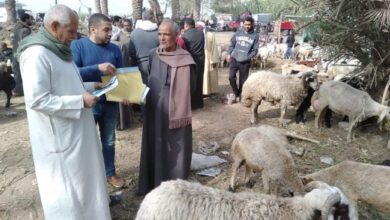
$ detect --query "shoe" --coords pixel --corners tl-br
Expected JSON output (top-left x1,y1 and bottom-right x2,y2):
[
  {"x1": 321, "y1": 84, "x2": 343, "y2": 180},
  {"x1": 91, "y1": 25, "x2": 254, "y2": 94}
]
[
  {"x1": 227, "y1": 93, "x2": 236, "y2": 105},
  {"x1": 107, "y1": 175, "x2": 125, "y2": 188}
]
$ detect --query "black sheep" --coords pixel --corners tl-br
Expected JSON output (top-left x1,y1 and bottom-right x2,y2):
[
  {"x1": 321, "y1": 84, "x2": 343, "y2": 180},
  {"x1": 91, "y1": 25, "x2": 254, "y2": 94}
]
[{"x1": 0, "y1": 68, "x2": 15, "y2": 108}]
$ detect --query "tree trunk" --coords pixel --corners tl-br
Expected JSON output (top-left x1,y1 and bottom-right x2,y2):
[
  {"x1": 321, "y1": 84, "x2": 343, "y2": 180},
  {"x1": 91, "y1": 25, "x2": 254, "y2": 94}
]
[
  {"x1": 94, "y1": 0, "x2": 102, "y2": 13},
  {"x1": 54, "y1": 0, "x2": 58, "y2": 4},
  {"x1": 100, "y1": 0, "x2": 108, "y2": 15},
  {"x1": 193, "y1": 0, "x2": 201, "y2": 21},
  {"x1": 5, "y1": 0, "x2": 16, "y2": 24},
  {"x1": 132, "y1": 0, "x2": 143, "y2": 23},
  {"x1": 148, "y1": 0, "x2": 164, "y2": 25},
  {"x1": 171, "y1": 0, "x2": 180, "y2": 21}
]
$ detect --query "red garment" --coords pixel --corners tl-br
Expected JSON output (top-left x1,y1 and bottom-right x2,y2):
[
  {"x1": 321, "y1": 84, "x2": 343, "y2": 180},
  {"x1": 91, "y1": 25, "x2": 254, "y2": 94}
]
[{"x1": 177, "y1": 37, "x2": 187, "y2": 50}]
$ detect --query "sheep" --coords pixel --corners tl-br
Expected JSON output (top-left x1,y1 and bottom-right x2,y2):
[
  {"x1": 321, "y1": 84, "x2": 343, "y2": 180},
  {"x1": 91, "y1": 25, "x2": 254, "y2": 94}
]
[
  {"x1": 303, "y1": 161, "x2": 390, "y2": 214},
  {"x1": 298, "y1": 58, "x2": 321, "y2": 68},
  {"x1": 305, "y1": 181, "x2": 359, "y2": 220},
  {"x1": 135, "y1": 179, "x2": 342, "y2": 220},
  {"x1": 0, "y1": 62, "x2": 15, "y2": 108},
  {"x1": 281, "y1": 63, "x2": 315, "y2": 76},
  {"x1": 314, "y1": 80, "x2": 390, "y2": 142},
  {"x1": 219, "y1": 50, "x2": 229, "y2": 68},
  {"x1": 251, "y1": 47, "x2": 268, "y2": 70},
  {"x1": 229, "y1": 125, "x2": 319, "y2": 195},
  {"x1": 295, "y1": 45, "x2": 314, "y2": 61},
  {"x1": 241, "y1": 70, "x2": 319, "y2": 125}
]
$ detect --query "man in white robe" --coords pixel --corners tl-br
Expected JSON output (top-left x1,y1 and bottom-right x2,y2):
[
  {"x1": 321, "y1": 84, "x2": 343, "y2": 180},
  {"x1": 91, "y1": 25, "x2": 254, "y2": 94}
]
[
  {"x1": 196, "y1": 22, "x2": 220, "y2": 95},
  {"x1": 17, "y1": 5, "x2": 111, "y2": 220}
]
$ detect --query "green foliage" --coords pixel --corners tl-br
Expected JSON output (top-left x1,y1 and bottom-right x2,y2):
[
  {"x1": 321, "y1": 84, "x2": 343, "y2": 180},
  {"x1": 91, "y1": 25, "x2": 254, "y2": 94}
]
[{"x1": 211, "y1": 0, "x2": 297, "y2": 18}]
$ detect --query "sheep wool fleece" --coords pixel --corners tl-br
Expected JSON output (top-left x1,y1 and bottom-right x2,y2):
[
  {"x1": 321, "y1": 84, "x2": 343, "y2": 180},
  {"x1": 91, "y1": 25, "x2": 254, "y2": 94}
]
[{"x1": 20, "y1": 45, "x2": 111, "y2": 220}]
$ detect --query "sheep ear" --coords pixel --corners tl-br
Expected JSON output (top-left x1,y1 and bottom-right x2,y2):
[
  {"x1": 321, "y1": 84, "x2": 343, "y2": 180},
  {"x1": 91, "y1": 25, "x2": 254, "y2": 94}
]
[{"x1": 378, "y1": 108, "x2": 388, "y2": 123}]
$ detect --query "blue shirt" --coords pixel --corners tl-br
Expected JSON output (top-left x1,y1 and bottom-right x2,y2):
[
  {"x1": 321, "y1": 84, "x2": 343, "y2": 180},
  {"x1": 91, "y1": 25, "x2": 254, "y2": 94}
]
[{"x1": 71, "y1": 37, "x2": 123, "y2": 82}]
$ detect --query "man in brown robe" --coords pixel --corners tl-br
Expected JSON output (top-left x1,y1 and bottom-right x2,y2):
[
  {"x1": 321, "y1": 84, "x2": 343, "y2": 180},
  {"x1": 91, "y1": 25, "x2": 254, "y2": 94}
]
[{"x1": 138, "y1": 20, "x2": 196, "y2": 196}]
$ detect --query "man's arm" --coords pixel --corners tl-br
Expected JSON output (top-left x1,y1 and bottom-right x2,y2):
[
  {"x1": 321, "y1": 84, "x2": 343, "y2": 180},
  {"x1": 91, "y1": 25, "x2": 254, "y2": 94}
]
[
  {"x1": 114, "y1": 44, "x2": 124, "y2": 68},
  {"x1": 20, "y1": 48, "x2": 92, "y2": 120},
  {"x1": 128, "y1": 36, "x2": 137, "y2": 62},
  {"x1": 248, "y1": 33, "x2": 259, "y2": 60},
  {"x1": 227, "y1": 32, "x2": 237, "y2": 55}
]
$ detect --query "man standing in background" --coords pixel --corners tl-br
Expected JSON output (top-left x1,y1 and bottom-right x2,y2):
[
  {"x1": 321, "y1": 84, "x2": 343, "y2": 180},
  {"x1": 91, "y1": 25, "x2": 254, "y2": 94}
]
[
  {"x1": 12, "y1": 13, "x2": 32, "y2": 96},
  {"x1": 182, "y1": 17, "x2": 205, "y2": 109},
  {"x1": 227, "y1": 16, "x2": 259, "y2": 104},
  {"x1": 71, "y1": 13, "x2": 125, "y2": 188},
  {"x1": 196, "y1": 21, "x2": 220, "y2": 96},
  {"x1": 129, "y1": 9, "x2": 159, "y2": 84}
]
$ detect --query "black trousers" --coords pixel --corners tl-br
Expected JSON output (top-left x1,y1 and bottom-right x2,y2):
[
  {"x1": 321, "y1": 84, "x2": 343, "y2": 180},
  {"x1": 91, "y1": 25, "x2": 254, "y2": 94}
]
[{"x1": 228, "y1": 58, "x2": 251, "y2": 97}]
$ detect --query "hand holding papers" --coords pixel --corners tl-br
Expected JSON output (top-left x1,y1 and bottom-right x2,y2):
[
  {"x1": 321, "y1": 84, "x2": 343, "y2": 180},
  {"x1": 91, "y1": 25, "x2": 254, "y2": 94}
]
[
  {"x1": 92, "y1": 76, "x2": 118, "y2": 97},
  {"x1": 100, "y1": 67, "x2": 149, "y2": 104}
]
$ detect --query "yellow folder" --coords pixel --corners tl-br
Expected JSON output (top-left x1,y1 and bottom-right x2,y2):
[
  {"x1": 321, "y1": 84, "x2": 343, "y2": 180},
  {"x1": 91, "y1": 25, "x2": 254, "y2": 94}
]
[{"x1": 101, "y1": 67, "x2": 148, "y2": 104}]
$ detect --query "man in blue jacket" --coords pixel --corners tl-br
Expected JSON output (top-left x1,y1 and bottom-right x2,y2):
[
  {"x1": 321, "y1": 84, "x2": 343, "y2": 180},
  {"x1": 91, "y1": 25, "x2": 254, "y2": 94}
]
[
  {"x1": 71, "y1": 13, "x2": 125, "y2": 188},
  {"x1": 227, "y1": 16, "x2": 259, "y2": 103}
]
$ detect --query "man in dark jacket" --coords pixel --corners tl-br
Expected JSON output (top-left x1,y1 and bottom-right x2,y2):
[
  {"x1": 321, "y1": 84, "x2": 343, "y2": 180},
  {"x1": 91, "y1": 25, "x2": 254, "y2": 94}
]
[
  {"x1": 181, "y1": 17, "x2": 205, "y2": 109},
  {"x1": 12, "y1": 13, "x2": 32, "y2": 96},
  {"x1": 227, "y1": 16, "x2": 259, "y2": 103},
  {"x1": 128, "y1": 9, "x2": 159, "y2": 84},
  {"x1": 284, "y1": 30, "x2": 295, "y2": 59}
]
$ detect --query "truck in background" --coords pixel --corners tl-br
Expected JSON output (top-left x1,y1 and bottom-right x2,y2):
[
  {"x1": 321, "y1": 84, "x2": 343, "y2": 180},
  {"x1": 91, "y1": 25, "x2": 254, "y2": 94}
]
[{"x1": 252, "y1": 13, "x2": 273, "y2": 34}]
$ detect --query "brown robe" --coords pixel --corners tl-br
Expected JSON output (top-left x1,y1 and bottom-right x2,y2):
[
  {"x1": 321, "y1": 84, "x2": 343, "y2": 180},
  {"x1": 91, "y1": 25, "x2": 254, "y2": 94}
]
[{"x1": 138, "y1": 48, "x2": 196, "y2": 195}]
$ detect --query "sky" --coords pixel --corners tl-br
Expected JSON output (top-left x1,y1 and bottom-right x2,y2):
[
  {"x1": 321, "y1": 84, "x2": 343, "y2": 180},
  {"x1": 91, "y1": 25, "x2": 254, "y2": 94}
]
[{"x1": 17, "y1": 0, "x2": 146, "y2": 16}]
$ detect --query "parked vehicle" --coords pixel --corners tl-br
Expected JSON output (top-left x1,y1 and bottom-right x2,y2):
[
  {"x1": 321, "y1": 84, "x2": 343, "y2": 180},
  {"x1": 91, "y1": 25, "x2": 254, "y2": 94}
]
[
  {"x1": 215, "y1": 13, "x2": 232, "y2": 31},
  {"x1": 253, "y1": 13, "x2": 273, "y2": 34},
  {"x1": 280, "y1": 20, "x2": 299, "y2": 35},
  {"x1": 227, "y1": 20, "x2": 240, "y2": 32}
]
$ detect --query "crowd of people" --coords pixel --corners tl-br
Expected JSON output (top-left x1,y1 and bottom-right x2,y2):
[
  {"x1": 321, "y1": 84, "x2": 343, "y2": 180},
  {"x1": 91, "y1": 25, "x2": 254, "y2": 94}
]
[{"x1": 15, "y1": 4, "x2": 259, "y2": 219}]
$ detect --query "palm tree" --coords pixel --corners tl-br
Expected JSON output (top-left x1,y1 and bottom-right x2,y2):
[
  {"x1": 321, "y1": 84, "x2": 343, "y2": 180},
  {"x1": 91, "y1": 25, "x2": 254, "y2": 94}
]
[
  {"x1": 296, "y1": 0, "x2": 390, "y2": 96},
  {"x1": 94, "y1": 0, "x2": 101, "y2": 13},
  {"x1": 193, "y1": 0, "x2": 201, "y2": 20},
  {"x1": 100, "y1": 0, "x2": 108, "y2": 15},
  {"x1": 171, "y1": 0, "x2": 180, "y2": 21},
  {"x1": 5, "y1": 0, "x2": 16, "y2": 24},
  {"x1": 148, "y1": 0, "x2": 164, "y2": 24},
  {"x1": 132, "y1": 0, "x2": 143, "y2": 22}
]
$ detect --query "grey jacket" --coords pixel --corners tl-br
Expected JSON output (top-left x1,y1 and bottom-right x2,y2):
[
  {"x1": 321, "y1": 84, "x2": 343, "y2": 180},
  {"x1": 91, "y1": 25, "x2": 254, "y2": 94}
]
[
  {"x1": 128, "y1": 21, "x2": 159, "y2": 64},
  {"x1": 227, "y1": 28, "x2": 259, "y2": 62}
]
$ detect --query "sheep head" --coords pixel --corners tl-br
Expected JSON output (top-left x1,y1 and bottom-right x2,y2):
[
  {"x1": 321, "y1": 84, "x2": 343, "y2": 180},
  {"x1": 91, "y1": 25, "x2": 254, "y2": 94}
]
[
  {"x1": 304, "y1": 187, "x2": 341, "y2": 220},
  {"x1": 300, "y1": 71, "x2": 319, "y2": 91},
  {"x1": 378, "y1": 106, "x2": 390, "y2": 123}
]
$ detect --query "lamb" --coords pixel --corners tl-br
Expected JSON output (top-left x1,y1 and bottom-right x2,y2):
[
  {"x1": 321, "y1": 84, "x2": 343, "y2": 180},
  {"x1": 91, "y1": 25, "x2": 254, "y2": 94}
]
[
  {"x1": 314, "y1": 80, "x2": 390, "y2": 142},
  {"x1": 229, "y1": 125, "x2": 319, "y2": 196},
  {"x1": 219, "y1": 50, "x2": 229, "y2": 68},
  {"x1": 241, "y1": 70, "x2": 319, "y2": 125},
  {"x1": 0, "y1": 62, "x2": 15, "y2": 108},
  {"x1": 136, "y1": 179, "x2": 341, "y2": 220},
  {"x1": 303, "y1": 161, "x2": 390, "y2": 214},
  {"x1": 281, "y1": 63, "x2": 315, "y2": 75},
  {"x1": 305, "y1": 181, "x2": 359, "y2": 220}
]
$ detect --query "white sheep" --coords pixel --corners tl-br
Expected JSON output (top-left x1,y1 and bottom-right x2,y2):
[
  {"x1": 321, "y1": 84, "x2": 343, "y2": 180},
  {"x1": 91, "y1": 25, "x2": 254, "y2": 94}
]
[
  {"x1": 241, "y1": 70, "x2": 319, "y2": 125},
  {"x1": 135, "y1": 179, "x2": 342, "y2": 220},
  {"x1": 305, "y1": 181, "x2": 359, "y2": 220},
  {"x1": 229, "y1": 125, "x2": 319, "y2": 195},
  {"x1": 303, "y1": 161, "x2": 390, "y2": 214},
  {"x1": 314, "y1": 80, "x2": 390, "y2": 142},
  {"x1": 281, "y1": 63, "x2": 315, "y2": 76}
]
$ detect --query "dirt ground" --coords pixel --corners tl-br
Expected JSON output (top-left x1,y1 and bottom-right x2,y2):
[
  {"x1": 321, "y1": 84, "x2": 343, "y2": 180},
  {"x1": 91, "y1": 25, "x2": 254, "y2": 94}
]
[{"x1": 0, "y1": 32, "x2": 389, "y2": 220}]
